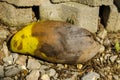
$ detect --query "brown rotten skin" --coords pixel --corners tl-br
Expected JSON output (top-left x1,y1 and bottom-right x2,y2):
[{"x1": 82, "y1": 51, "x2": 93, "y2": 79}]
[{"x1": 10, "y1": 20, "x2": 101, "y2": 64}]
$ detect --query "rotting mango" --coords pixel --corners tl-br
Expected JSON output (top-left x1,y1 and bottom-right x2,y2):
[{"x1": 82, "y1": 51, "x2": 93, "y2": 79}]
[{"x1": 10, "y1": 20, "x2": 101, "y2": 64}]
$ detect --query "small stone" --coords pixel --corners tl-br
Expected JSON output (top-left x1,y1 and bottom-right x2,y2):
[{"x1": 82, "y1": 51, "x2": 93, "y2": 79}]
[
  {"x1": 27, "y1": 58, "x2": 41, "y2": 70},
  {"x1": 11, "y1": 53, "x2": 19, "y2": 63},
  {"x1": 3, "y1": 55, "x2": 13, "y2": 65},
  {"x1": 41, "y1": 74, "x2": 50, "y2": 80},
  {"x1": 110, "y1": 55, "x2": 118, "y2": 63},
  {"x1": 26, "y1": 70, "x2": 40, "y2": 80},
  {"x1": 0, "y1": 65, "x2": 4, "y2": 77},
  {"x1": 103, "y1": 38, "x2": 110, "y2": 47},
  {"x1": 98, "y1": 29, "x2": 107, "y2": 39},
  {"x1": 113, "y1": 75, "x2": 119, "y2": 80},
  {"x1": 81, "y1": 72, "x2": 100, "y2": 80},
  {"x1": 0, "y1": 28, "x2": 9, "y2": 39},
  {"x1": 77, "y1": 64, "x2": 83, "y2": 69},
  {"x1": 39, "y1": 65, "x2": 49, "y2": 75},
  {"x1": 3, "y1": 77, "x2": 14, "y2": 80},
  {"x1": 5, "y1": 65, "x2": 21, "y2": 77},
  {"x1": 48, "y1": 68, "x2": 56, "y2": 77},
  {"x1": 99, "y1": 45, "x2": 105, "y2": 53},
  {"x1": 104, "y1": 54, "x2": 111, "y2": 60},
  {"x1": 116, "y1": 60, "x2": 120, "y2": 64},
  {"x1": 16, "y1": 55, "x2": 27, "y2": 66},
  {"x1": 2, "y1": 42, "x2": 10, "y2": 57}
]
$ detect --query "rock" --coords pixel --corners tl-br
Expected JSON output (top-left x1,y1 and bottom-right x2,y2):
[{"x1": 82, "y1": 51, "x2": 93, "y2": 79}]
[
  {"x1": 1, "y1": 0, "x2": 41, "y2": 7},
  {"x1": 2, "y1": 42, "x2": 10, "y2": 57},
  {"x1": 0, "y1": 65, "x2": 4, "y2": 77},
  {"x1": 98, "y1": 29, "x2": 107, "y2": 39},
  {"x1": 0, "y1": 2, "x2": 32, "y2": 27},
  {"x1": 47, "y1": 68, "x2": 56, "y2": 77},
  {"x1": 0, "y1": 27, "x2": 9, "y2": 39},
  {"x1": 41, "y1": 74, "x2": 50, "y2": 80},
  {"x1": 104, "y1": 54, "x2": 111, "y2": 60},
  {"x1": 39, "y1": 65, "x2": 49, "y2": 75},
  {"x1": 3, "y1": 55, "x2": 13, "y2": 65},
  {"x1": 15, "y1": 55, "x2": 27, "y2": 66},
  {"x1": 99, "y1": 45, "x2": 105, "y2": 53},
  {"x1": 113, "y1": 75, "x2": 119, "y2": 80},
  {"x1": 116, "y1": 60, "x2": 120, "y2": 64},
  {"x1": 51, "y1": 0, "x2": 113, "y2": 6},
  {"x1": 103, "y1": 38, "x2": 110, "y2": 47},
  {"x1": 105, "y1": 4, "x2": 120, "y2": 32},
  {"x1": 110, "y1": 55, "x2": 118, "y2": 63},
  {"x1": 11, "y1": 53, "x2": 19, "y2": 63},
  {"x1": 27, "y1": 58, "x2": 41, "y2": 70},
  {"x1": 26, "y1": 70, "x2": 40, "y2": 80},
  {"x1": 5, "y1": 65, "x2": 21, "y2": 77},
  {"x1": 81, "y1": 72, "x2": 100, "y2": 80},
  {"x1": 77, "y1": 64, "x2": 83, "y2": 69},
  {"x1": 2, "y1": 77, "x2": 14, "y2": 80},
  {"x1": 40, "y1": 0, "x2": 99, "y2": 33}
]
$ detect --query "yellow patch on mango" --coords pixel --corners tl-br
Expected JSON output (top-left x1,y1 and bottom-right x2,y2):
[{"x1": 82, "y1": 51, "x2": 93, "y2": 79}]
[{"x1": 10, "y1": 22, "x2": 39, "y2": 55}]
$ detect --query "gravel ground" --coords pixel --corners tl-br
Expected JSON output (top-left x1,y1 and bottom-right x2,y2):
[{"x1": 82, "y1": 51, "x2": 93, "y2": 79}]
[{"x1": 0, "y1": 22, "x2": 120, "y2": 80}]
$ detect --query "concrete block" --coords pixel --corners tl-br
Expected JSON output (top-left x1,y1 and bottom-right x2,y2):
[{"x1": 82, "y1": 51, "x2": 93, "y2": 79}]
[
  {"x1": 51, "y1": 0, "x2": 113, "y2": 6},
  {"x1": 105, "y1": 4, "x2": 119, "y2": 32},
  {"x1": 0, "y1": 2, "x2": 33, "y2": 27},
  {"x1": 40, "y1": 0, "x2": 99, "y2": 33},
  {"x1": 1, "y1": 0, "x2": 41, "y2": 7}
]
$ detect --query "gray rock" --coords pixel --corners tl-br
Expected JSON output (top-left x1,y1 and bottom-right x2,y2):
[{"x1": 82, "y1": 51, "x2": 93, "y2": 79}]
[
  {"x1": 0, "y1": 28, "x2": 9, "y2": 39},
  {"x1": 5, "y1": 65, "x2": 21, "y2": 77},
  {"x1": 2, "y1": 77, "x2": 14, "y2": 80},
  {"x1": 110, "y1": 55, "x2": 118, "y2": 63},
  {"x1": 0, "y1": 65, "x2": 4, "y2": 77},
  {"x1": 15, "y1": 55, "x2": 27, "y2": 66},
  {"x1": 26, "y1": 70, "x2": 40, "y2": 80},
  {"x1": 39, "y1": 65, "x2": 49, "y2": 75},
  {"x1": 40, "y1": 0, "x2": 99, "y2": 33},
  {"x1": 0, "y1": 2, "x2": 33, "y2": 27},
  {"x1": 27, "y1": 59, "x2": 41, "y2": 70},
  {"x1": 3, "y1": 55, "x2": 13, "y2": 65},
  {"x1": 1, "y1": 0, "x2": 41, "y2": 7},
  {"x1": 81, "y1": 72, "x2": 100, "y2": 80},
  {"x1": 41, "y1": 74, "x2": 50, "y2": 80},
  {"x1": 98, "y1": 29, "x2": 107, "y2": 39},
  {"x1": 51, "y1": 0, "x2": 113, "y2": 6},
  {"x1": 47, "y1": 68, "x2": 56, "y2": 77},
  {"x1": 106, "y1": 4, "x2": 120, "y2": 32}
]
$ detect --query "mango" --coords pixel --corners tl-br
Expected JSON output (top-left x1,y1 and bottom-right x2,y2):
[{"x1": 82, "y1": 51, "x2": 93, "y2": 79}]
[{"x1": 10, "y1": 20, "x2": 101, "y2": 64}]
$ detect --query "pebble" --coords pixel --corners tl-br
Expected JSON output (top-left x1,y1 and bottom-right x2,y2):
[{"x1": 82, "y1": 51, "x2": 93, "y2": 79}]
[
  {"x1": 99, "y1": 45, "x2": 105, "y2": 53},
  {"x1": 2, "y1": 42, "x2": 10, "y2": 57},
  {"x1": 39, "y1": 65, "x2": 49, "y2": 75},
  {"x1": 27, "y1": 58, "x2": 41, "y2": 70},
  {"x1": 77, "y1": 64, "x2": 83, "y2": 69},
  {"x1": 41, "y1": 74, "x2": 50, "y2": 80},
  {"x1": 2, "y1": 77, "x2": 14, "y2": 80},
  {"x1": 15, "y1": 55, "x2": 27, "y2": 66},
  {"x1": 116, "y1": 60, "x2": 120, "y2": 64},
  {"x1": 103, "y1": 38, "x2": 110, "y2": 47},
  {"x1": 98, "y1": 29, "x2": 107, "y2": 39},
  {"x1": 81, "y1": 72, "x2": 100, "y2": 80},
  {"x1": 0, "y1": 28, "x2": 9, "y2": 39},
  {"x1": 110, "y1": 55, "x2": 118, "y2": 63},
  {"x1": 0, "y1": 65, "x2": 4, "y2": 77},
  {"x1": 47, "y1": 68, "x2": 56, "y2": 77},
  {"x1": 113, "y1": 75, "x2": 119, "y2": 80},
  {"x1": 11, "y1": 53, "x2": 19, "y2": 63},
  {"x1": 3, "y1": 55, "x2": 13, "y2": 65},
  {"x1": 104, "y1": 54, "x2": 111, "y2": 60},
  {"x1": 5, "y1": 65, "x2": 21, "y2": 77},
  {"x1": 26, "y1": 70, "x2": 40, "y2": 80}
]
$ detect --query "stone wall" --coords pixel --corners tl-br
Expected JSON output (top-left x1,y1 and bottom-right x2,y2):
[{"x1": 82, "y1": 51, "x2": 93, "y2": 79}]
[{"x1": 0, "y1": 0, "x2": 120, "y2": 32}]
